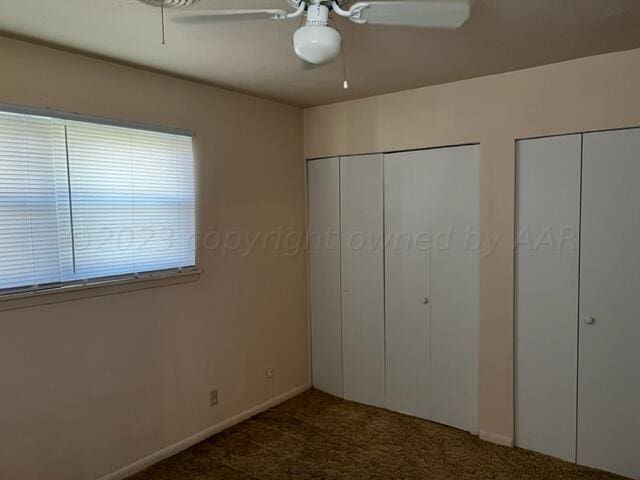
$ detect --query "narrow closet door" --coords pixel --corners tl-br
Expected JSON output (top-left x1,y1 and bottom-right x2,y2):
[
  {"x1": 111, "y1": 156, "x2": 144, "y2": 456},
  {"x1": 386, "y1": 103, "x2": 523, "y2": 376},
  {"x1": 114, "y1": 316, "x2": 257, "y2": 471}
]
[
  {"x1": 340, "y1": 154, "x2": 385, "y2": 407},
  {"x1": 426, "y1": 144, "x2": 479, "y2": 433},
  {"x1": 308, "y1": 158, "x2": 342, "y2": 397},
  {"x1": 385, "y1": 151, "x2": 431, "y2": 420},
  {"x1": 578, "y1": 128, "x2": 640, "y2": 479},
  {"x1": 515, "y1": 135, "x2": 581, "y2": 461}
]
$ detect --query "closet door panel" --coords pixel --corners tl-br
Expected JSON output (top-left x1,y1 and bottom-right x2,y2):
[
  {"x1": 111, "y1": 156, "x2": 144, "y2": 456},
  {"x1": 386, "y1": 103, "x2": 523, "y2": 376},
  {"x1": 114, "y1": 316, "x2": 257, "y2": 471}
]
[
  {"x1": 384, "y1": 152, "x2": 431, "y2": 420},
  {"x1": 515, "y1": 135, "x2": 581, "y2": 461},
  {"x1": 340, "y1": 154, "x2": 386, "y2": 407},
  {"x1": 308, "y1": 158, "x2": 343, "y2": 397},
  {"x1": 427, "y1": 145, "x2": 480, "y2": 433},
  {"x1": 578, "y1": 128, "x2": 640, "y2": 479}
]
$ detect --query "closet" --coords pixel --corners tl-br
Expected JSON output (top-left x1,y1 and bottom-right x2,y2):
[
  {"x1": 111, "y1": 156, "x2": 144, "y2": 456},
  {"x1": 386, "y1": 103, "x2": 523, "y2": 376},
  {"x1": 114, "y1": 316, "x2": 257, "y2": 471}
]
[
  {"x1": 516, "y1": 128, "x2": 640, "y2": 479},
  {"x1": 308, "y1": 145, "x2": 479, "y2": 434}
]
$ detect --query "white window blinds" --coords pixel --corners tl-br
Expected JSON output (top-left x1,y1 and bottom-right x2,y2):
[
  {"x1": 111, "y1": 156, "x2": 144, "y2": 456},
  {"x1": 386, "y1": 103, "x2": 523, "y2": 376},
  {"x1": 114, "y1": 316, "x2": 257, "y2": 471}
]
[
  {"x1": 0, "y1": 109, "x2": 195, "y2": 293},
  {"x1": 0, "y1": 113, "x2": 66, "y2": 289}
]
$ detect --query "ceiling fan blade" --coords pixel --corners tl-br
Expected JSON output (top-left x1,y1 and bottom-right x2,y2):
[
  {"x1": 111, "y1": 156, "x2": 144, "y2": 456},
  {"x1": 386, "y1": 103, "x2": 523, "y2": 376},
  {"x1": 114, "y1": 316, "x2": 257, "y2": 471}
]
[
  {"x1": 355, "y1": 0, "x2": 470, "y2": 28},
  {"x1": 169, "y1": 9, "x2": 289, "y2": 24}
]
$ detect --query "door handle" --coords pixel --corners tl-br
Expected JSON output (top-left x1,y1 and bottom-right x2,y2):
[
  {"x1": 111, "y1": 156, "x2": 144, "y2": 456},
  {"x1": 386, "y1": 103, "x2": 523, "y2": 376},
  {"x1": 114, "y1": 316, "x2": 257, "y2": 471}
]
[
  {"x1": 421, "y1": 297, "x2": 429, "y2": 305},
  {"x1": 582, "y1": 315, "x2": 595, "y2": 325}
]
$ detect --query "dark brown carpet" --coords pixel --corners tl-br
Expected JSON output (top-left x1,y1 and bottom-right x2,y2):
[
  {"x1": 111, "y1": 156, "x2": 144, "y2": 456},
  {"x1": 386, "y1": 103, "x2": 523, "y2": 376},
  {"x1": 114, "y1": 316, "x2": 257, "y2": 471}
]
[{"x1": 129, "y1": 388, "x2": 622, "y2": 479}]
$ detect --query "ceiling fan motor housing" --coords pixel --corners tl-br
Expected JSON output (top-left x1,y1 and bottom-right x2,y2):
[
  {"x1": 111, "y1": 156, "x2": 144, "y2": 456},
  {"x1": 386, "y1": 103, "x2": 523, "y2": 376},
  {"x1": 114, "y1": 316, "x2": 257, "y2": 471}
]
[{"x1": 294, "y1": 4, "x2": 342, "y2": 65}]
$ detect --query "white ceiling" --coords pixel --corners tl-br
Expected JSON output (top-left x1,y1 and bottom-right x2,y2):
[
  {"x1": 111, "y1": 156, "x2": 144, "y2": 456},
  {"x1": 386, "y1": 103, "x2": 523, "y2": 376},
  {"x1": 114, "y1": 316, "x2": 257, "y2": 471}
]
[{"x1": 1, "y1": 0, "x2": 640, "y2": 107}]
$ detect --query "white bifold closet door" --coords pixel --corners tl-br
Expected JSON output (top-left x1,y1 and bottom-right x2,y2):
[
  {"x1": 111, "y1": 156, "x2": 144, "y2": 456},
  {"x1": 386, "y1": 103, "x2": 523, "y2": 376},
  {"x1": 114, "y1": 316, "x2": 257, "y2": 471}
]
[
  {"x1": 384, "y1": 151, "x2": 431, "y2": 420},
  {"x1": 516, "y1": 128, "x2": 640, "y2": 479},
  {"x1": 578, "y1": 129, "x2": 640, "y2": 479},
  {"x1": 385, "y1": 145, "x2": 479, "y2": 432},
  {"x1": 308, "y1": 158, "x2": 343, "y2": 397},
  {"x1": 340, "y1": 154, "x2": 385, "y2": 407},
  {"x1": 515, "y1": 135, "x2": 581, "y2": 462}
]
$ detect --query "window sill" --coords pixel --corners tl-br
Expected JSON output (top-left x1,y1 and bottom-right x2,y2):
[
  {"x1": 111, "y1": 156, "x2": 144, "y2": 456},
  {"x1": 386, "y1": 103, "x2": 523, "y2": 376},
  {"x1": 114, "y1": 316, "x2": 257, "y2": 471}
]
[{"x1": 0, "y1": 269, "x2": 203, "y2": 312}]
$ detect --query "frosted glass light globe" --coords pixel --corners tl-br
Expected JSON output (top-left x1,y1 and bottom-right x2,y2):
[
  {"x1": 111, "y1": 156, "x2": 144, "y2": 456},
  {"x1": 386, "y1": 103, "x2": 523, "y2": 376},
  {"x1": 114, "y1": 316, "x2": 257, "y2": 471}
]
[{"x1": 293, "y1": 25, "x2": 342, "y2": 65}]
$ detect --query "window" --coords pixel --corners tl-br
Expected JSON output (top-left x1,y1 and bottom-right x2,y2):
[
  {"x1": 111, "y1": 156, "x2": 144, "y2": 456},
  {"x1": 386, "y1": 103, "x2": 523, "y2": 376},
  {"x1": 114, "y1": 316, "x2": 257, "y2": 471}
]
[{"x1": 0, "y1": 109, "x2": 196, "y2": 294}]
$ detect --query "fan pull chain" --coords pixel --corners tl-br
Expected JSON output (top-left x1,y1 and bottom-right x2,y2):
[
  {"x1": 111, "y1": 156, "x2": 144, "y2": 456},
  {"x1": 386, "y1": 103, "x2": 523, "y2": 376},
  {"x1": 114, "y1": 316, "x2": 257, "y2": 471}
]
[
  {"x1": 330, "y1": 17, "x2": 349, "y2": 90},
  {"x1": 161, "y1": 3, "x2": 166, "y2": 45},
  {"x1": 341, "y1": 40, "x2": 349, "y2": 89}
]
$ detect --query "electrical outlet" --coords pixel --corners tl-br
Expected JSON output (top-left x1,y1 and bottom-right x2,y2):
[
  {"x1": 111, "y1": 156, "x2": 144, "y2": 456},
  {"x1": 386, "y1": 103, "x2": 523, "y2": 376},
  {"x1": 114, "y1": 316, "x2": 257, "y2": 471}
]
[
  {"x1": 265, "y1": 368, "x2": 275, "y2": 379},
  {"x1": 209, "y1": 389, "x2": 218, "y2": 407}
]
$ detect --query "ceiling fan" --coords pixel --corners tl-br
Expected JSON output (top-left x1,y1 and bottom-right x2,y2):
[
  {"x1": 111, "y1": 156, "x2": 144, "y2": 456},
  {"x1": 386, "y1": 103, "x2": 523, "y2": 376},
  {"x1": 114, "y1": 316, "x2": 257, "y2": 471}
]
[{"x1": 139, "y1": 0, "x2": 471, "y2": 66}]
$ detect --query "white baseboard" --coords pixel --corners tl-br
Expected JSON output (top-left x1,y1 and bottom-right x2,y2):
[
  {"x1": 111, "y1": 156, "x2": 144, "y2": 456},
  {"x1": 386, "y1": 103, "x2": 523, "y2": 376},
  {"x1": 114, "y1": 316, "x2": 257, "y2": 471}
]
[
  {"x1": 479, "y1": 430, "x2": 514, "y2": 447},
  {"x1": 98, "y1": 383, "x2": 311, "y2": 480}
]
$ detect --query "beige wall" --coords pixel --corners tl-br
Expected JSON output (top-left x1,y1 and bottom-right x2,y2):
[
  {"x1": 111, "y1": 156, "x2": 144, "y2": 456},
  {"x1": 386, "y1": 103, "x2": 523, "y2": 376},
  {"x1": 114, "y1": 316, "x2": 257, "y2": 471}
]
[
  {"x1": 0, "y1": 38, "x2": 308, "y2": 480},
  {"x1": 304, "y1": 47, "x2": 640, "y2": 445}
]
